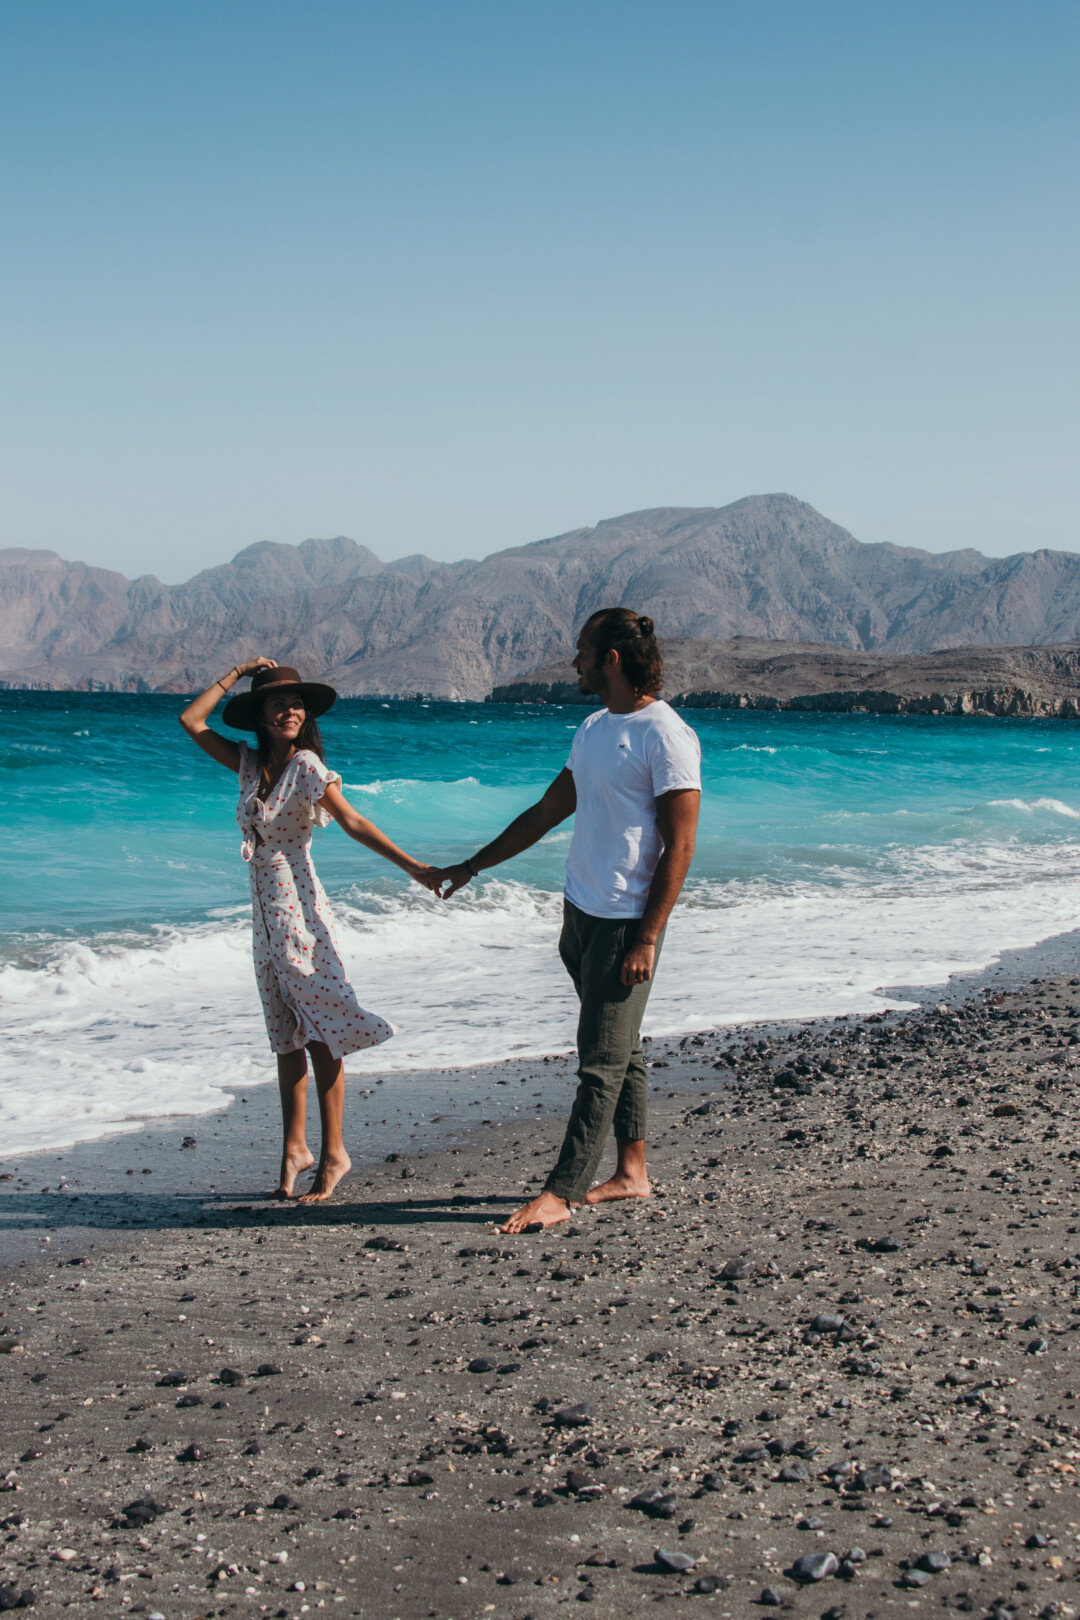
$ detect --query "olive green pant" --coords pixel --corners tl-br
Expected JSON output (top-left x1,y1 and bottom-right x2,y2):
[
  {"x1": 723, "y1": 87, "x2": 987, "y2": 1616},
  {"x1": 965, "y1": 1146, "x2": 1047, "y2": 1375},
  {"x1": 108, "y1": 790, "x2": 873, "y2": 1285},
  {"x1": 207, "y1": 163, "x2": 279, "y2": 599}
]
[{"x1": 543, "y1": 898, "x2": 665, "y2": 1205}]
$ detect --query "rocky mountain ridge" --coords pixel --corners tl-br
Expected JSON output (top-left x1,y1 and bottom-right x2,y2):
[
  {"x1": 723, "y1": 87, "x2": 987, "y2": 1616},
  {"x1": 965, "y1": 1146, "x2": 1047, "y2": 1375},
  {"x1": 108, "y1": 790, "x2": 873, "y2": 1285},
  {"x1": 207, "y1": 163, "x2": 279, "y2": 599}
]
[
  {"x1": 4, "y1": 495, "x2": 1080, "y2": 699},
  {"x1": 490, "y1": 637, "x2": 1080, "y2": 718}
]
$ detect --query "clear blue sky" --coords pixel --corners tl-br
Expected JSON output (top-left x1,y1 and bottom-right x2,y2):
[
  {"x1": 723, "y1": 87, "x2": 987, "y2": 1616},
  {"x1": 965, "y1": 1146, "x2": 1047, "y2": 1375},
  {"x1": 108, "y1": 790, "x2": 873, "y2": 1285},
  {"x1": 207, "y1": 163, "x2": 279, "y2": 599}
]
[{"x1": 1, "y1": 0, "x2": 1077, "y2": 579}]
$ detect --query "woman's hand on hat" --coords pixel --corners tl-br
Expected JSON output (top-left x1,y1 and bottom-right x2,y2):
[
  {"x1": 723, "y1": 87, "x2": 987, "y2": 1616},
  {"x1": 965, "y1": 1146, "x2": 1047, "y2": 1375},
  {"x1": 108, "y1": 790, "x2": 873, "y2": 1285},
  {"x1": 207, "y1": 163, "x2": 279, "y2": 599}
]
[{"x1": 236, "y1": 657, "x2": 278, "y2": 678}]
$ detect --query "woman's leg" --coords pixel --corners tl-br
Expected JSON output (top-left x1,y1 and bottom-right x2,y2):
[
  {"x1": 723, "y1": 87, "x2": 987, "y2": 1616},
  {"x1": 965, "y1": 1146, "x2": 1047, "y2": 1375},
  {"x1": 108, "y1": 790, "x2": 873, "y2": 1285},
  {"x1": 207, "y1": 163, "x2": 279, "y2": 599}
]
[
  {"x1": 274, "y1": 1049, "x2": 315, "y2": 1197},
  {"x1": 297, "y1": 1041, "x2": 352, "y2": 1203}
]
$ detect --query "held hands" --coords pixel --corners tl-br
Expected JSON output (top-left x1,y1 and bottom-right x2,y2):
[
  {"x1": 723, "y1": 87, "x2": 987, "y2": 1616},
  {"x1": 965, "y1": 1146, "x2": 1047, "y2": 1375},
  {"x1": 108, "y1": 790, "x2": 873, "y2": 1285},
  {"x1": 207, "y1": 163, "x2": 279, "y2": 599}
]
[
  {"x1": 620, "y1": 940, "x2": 655, "y2": 987},
  {"x1": 408, "y1": 862, "x2": 446, "y2": 896},
  {"x1": 427, "y1": 863, "x2": 474, "y2": 900}
]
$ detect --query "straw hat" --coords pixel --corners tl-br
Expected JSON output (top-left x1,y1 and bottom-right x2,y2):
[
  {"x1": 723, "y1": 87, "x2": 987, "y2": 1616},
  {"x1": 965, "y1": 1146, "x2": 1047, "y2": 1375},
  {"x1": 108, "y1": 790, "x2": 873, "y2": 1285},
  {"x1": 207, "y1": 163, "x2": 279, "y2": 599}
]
[{"x1": 222, "y1": 665, "x2": 337, "y2": 731}]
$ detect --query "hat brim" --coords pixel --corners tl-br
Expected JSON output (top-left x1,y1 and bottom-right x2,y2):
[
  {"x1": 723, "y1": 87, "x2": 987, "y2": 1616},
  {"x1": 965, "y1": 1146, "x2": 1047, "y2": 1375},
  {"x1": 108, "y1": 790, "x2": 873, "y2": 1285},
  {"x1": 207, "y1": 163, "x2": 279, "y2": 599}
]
[{"x1": 222, "y1": 680, "x2": 338, "y2": 731}]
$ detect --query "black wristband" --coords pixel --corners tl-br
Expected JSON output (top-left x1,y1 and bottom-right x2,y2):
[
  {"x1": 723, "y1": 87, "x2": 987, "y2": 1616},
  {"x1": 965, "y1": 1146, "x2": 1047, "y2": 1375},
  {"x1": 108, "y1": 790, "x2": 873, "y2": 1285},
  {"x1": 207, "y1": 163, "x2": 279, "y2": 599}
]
[{"x1": 464, "y1": 857, "x2": 479, "y2": 878}]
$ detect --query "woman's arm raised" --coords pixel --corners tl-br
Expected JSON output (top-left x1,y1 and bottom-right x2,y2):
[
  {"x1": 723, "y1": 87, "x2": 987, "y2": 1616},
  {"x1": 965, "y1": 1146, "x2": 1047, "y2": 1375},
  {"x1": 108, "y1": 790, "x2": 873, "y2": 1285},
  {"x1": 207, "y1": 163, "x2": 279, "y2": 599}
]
[
  {"x1": 318, "y1": 781, "x2": 441, "y2": 892},
  {"x1": 179, "y1": 656, "x2": 277, "y2": 771}
]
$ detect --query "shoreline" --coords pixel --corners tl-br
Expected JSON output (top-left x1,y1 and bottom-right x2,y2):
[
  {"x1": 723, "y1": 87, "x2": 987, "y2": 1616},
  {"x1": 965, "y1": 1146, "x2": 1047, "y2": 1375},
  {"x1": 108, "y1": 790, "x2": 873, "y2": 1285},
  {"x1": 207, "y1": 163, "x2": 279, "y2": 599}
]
[{"x1": 1, "y1": 960, "x2": 1079, "y2": 1614}]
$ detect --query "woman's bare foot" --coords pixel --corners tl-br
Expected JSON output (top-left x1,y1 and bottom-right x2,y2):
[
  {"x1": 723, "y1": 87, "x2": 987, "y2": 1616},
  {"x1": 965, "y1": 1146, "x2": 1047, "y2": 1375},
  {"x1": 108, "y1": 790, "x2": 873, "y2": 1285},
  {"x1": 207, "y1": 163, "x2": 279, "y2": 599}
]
[
  {"x1": 584, "y1": 1170, "x2": 651, "y2": 1204},
  {"x1": 272, "y1": 1148, "x2": 315, "y2": 1199},
  {"x1": 499, "y1": 1191, "x2": 575, "y2": 1234},
  {"x1": 296, "y1": 1151, "x2": 352, "y2": 1204}
]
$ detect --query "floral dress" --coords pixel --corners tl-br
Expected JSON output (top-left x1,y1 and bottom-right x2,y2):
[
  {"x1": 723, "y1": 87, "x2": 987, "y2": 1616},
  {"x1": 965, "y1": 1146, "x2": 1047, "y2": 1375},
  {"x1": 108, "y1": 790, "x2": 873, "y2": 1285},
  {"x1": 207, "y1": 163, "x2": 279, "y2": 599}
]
[{"x1": 236, "y1": 742, "x2": 394, "y2": 1059}]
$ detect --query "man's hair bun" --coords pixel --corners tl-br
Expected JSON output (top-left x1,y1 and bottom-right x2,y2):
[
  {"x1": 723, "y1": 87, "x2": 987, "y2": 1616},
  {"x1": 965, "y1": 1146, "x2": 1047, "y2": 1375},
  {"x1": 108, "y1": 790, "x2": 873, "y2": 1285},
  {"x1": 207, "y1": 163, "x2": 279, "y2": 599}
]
[{"x1": 581, "y1": 606, "x2": 664, "y2": 696}]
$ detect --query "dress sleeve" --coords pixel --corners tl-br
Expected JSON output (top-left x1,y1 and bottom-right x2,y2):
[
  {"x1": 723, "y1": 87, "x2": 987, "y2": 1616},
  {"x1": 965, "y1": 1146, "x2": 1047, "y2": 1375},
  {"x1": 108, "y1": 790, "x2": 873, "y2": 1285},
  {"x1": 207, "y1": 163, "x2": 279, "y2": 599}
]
[{"x1": 293, "y1": 752, "x2": 343, "y2": 827}]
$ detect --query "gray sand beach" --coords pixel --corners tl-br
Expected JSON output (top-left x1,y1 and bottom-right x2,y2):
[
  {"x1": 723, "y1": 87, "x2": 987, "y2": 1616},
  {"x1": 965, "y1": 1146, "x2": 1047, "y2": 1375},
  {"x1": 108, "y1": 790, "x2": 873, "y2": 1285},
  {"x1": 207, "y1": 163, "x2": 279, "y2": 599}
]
[{"x1": 2, "y1": 936, "x2": 1080, "y2": 1617}]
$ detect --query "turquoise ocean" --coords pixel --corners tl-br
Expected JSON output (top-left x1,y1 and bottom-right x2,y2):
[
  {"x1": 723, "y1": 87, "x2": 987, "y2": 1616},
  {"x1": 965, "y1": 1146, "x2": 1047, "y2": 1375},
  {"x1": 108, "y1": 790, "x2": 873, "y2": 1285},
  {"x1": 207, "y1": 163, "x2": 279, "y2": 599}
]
[{"x1": 4, "y1": 691, "x2": 1080, "y2": 1156}]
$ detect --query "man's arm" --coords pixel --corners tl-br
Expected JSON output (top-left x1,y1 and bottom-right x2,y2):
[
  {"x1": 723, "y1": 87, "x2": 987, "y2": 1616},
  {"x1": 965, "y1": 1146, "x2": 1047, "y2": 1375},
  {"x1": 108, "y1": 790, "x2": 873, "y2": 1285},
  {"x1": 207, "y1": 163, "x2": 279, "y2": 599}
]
[
  {"x1": 621, "y1": 787, "x2": 700, "y2": 986},
  {"x1": 436, "y1": 768, "x2": 577, "y2": 898}
]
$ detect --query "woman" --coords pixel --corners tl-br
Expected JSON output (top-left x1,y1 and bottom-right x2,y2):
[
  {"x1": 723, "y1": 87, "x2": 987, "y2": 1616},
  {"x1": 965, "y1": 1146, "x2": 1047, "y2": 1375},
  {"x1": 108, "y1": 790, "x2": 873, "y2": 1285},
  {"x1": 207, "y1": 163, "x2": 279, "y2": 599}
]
[{"x1": 180, "y1": 657, "x2": 437, "y2": 1203}]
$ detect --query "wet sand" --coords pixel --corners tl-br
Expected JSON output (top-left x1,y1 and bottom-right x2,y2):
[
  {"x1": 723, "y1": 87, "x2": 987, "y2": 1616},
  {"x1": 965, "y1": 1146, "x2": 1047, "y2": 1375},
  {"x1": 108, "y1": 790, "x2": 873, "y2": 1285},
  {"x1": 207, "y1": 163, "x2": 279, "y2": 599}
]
[{"x1": 3, "y1": 948, "x2": 1080, "y2": 1617}]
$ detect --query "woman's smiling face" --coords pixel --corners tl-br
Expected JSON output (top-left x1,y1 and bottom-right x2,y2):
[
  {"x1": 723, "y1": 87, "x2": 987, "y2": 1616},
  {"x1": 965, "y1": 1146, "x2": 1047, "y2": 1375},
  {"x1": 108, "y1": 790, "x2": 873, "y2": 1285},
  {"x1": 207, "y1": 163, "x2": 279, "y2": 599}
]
[{"x1": 260, "y1": 691, "x2": 306, "y2": 743}]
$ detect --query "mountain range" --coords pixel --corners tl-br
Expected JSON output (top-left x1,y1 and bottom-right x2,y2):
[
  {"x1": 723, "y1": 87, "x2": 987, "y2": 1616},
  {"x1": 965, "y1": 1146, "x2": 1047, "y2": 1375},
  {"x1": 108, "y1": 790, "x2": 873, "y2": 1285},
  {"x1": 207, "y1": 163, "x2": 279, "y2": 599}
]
[{"x1": 3, "y1": 495, "x2": 1080, "y2": 699}]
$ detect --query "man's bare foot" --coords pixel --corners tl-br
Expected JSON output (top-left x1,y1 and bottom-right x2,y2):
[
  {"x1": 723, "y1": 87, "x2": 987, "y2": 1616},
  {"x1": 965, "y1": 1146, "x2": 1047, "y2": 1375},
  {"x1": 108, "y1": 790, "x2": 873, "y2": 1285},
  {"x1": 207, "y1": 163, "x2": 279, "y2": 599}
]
[
  {"x1": 272, "y1": 1148, "x2": 315, "y2": 1199},
  {"x1": 296, "y1": 1151, "x2": 352, "y2": 1204},
  {"x1": 499, "y1": 1190, "x2": 574, "y2": 1234},
  {"x1": 584, "y1": 1172, "x2": 651, "y2": 1205}
]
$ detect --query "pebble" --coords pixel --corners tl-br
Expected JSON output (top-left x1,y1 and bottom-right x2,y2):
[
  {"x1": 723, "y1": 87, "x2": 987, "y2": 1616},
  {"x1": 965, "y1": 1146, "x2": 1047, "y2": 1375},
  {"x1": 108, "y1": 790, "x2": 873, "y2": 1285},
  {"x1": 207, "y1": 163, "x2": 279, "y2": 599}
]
[
  {"x1": 655, "y1": 1548, "x2": 696, "y2": 1572},
  {"x1": 552, "y1": 1402, "x2": 595, "y2": 1426},
  {"x1": 916, "y1": 1551, "x2": 951, "y2": 1573},
  {"x1": 790, "y1": 1552, "x2": 839, "y2": 1582},
  {"x1": 759, "y1": 1587, "x2": 782, "y2": 1605},
  {"x1": 900, "y1": 1569, "x2": 932, "y2": 1588},
  {"x1": 467, "y1": 1357, "x2": 497, "y2": 1373}
]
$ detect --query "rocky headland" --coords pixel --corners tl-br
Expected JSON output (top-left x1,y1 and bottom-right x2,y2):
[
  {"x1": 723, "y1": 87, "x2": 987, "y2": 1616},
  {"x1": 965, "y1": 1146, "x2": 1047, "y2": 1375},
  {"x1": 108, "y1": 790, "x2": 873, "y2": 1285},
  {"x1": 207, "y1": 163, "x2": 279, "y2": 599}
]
[
  {"x1": 2, "y1": 976, "x2": 1080, "y2": 1617},
  {"x1": 490, "y1": 638, "x2": 1080, "y2": 719},
  {"x1": 5, "y1": 496, "x2": 1080, "y2": 700}
]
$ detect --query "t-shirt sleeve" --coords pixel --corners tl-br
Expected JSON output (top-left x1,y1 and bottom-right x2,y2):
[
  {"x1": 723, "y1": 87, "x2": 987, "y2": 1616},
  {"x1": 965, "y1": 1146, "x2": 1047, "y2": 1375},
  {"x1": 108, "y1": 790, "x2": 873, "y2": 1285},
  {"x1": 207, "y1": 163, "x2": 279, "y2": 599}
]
[
  {"x1": 294, "y1": 752, "x2": 342, "y2": 826},
  {"x1": 647, "y1": 717, "x2": 702, "y2": 796}
]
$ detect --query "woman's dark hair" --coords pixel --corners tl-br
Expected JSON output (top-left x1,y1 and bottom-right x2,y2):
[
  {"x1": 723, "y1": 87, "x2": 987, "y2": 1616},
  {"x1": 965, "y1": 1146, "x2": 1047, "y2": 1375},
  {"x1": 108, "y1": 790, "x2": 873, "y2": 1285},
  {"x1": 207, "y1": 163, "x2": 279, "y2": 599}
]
[
  {"x1": 583, "y1": 607, "x2": 663, "y2": 696},
  {"x1": 254, "y1": 694, "x2": 325, "y2": 770}
]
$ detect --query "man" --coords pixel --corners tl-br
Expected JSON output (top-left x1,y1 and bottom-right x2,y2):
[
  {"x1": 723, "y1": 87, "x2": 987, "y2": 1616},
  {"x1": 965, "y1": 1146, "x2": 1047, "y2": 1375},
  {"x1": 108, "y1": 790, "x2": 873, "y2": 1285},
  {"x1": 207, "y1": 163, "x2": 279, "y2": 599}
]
[{"x1": 435, "y1": 607, "x2": 701, "y2": 1233}]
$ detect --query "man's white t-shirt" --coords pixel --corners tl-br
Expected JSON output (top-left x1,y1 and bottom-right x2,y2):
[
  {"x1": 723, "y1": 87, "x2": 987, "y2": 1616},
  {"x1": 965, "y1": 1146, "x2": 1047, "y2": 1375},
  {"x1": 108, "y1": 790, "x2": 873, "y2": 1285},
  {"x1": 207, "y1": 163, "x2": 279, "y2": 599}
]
[{"x1": 563, "y1": 699, "x2": 702, "y2": 920}]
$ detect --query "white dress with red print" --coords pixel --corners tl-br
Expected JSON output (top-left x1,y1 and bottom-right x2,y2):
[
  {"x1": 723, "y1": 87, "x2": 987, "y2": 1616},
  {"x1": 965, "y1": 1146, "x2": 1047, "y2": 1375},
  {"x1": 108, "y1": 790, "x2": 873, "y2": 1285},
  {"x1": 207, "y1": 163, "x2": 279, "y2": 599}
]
[{"x1": 236, "y1": 742, "x2": 395, "y2": 1059}]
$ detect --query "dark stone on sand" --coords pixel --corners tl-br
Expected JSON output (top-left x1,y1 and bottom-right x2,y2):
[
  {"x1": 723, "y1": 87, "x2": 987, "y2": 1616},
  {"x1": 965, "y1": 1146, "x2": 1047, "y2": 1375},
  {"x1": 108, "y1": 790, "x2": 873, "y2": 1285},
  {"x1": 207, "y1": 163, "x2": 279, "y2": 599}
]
[
  {"x1": 629, "y1": 1489, "x2": 678, "y2": 1519},
  {"x1": 255, "y1": 1363, "x2": 283, "y2": 1376},
  {"x1": 498, "y1": 1362, "x2": 521, "y2": 1374},
  {"x1": 0, "y1": 1587, "x2": 28, "y2": 1613},
  {"x1": 798, "y1": 1516, "x2": 825, "y2": 1530},
  {"x1": 853, "y1": 1463, "x2": 892, "y2": 1491},
  {"x1": 720, "y1": 1258, "x2": 752, "y2": 1280},
  {"x1": 900, "y1": 1569, "x2": 932, "y2": 1588},
  {"x1": 693, "y1": 1574, "x2": 725, "y2": 1593},
  {"x1": 333, "y1": 1507, "x2": 361, "y2": 1520},
  {"x1": 790, "y1": 1551, "x2": 839, "y2": 1582},
  {"x1": 1027, "y1": 1337, "x2": 1049, "y2": 1354},
  {"x1": 566, "y1": 1470, "x2": 590, "y2": 1494},
  {"x1": 18, "y1": 1452, "x2": 40, "y2": 1464},
  {"x1": 270, "y1": 1494, "x2": 300, "y2": 1511},
  {"x1": 655, "y1": 1548, "x2": 696, "y2": 1572},
  {"x1": 468, "y1": 1357, "x2": 497, "y2": 1374},
  {"x1": 553, "y1": 1402, "x2": 595, "y2": 1426},
  {"x1": 407, "y1": 1470, "x2": 434, "y2": 1487},
  {"x1": 759, "y1": 1587, "x2": 782, "y2": 1605},
  {"x1": 532, "y1": 1491, "x2": 556, "y2": 1507},
  {"x1": 916, "y1": 1551, "x2": 951, "y2": 1573},
  {"x1": 121, "y1": 1498, "x2": 166, "y2": 1527},
  {"x1": 735, "y1": 1447, "x2": 768, "y2": 1463},
  {"x1": 176, "y1": 1394, "x2": 202, "y2": 1408},
  {"x1": 1027, "y1": 1534, "x2": 1049, "y2": 1549},
  {"x1": 219, "y1": 1366, "x2": 246, "y2": 1386},
  {"x1": 177, "y1": 1443, "x2": 205, "y2": 1462},
  {"x1": 645, "y1": 1349, "x2": 671, "y2": 1362},
  {"x1": 812, "y1": 1314, "x2": 846, "y2": 1334},
  {"x1": 244, "y1": 1440, "x2": 262, "y2": 1455},
  {"x1": 701, "y1": 1473, "x2": 724, "y2": 1492},
  {"x1": 777, "y1": 1462, "x2": 809, "y2": 1483},
  {"x1": 156, "y1": 1371, "x2": 189, "y2": 1387},
  {"x1": 365, "y1": 1235, "x2": 405, "y2": 1251},
  {"x1": 1022, "y1": 1313, "x2": 1046, "y2": 1329}
]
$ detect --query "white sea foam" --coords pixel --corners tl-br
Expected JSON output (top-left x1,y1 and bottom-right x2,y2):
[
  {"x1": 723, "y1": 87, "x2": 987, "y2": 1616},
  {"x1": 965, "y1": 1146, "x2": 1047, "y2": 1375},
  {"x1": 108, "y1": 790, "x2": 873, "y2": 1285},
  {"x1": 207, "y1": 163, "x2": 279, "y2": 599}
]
[
  {"x1": 989, "y1": 797, "x2": 1080, "y2": 819},
  {"x1": 4, "y1": 839, "x2": 1080, "y2": 1156}
]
